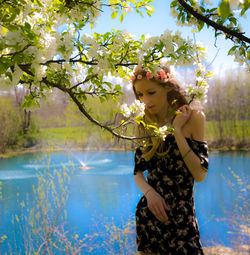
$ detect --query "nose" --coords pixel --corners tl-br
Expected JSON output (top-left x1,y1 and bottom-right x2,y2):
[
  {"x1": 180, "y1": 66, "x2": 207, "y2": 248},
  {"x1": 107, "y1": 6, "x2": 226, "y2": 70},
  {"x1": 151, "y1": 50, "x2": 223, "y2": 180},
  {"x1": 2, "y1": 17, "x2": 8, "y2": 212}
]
[{"x1": 141, "y1": 95, "x2": 150, "y2": 106}]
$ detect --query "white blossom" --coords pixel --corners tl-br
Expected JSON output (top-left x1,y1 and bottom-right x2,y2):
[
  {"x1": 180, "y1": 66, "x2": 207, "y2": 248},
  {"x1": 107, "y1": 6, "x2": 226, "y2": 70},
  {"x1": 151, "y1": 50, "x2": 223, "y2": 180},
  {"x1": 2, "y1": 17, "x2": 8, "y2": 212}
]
[
  {"x1": 131, "y1": 100, "x2": 145, "y2": 117},
  {"x1": 155, "y1": 125, "x2": 168, "y2": 141},
  {"x1": 36, "y1": 65, "x2": 47, "y2": 81},
  {"x1": 12, "y1": 65, "x2": 23, "y2": 85},
  {"x1": 81, "y1": 34, "x2": 94, "y2": 44},
  {"x1": 120, "y1": 103, "x2": 132, "y2": 118},
  {"x1": 196, "y1": 63, "x2": 206, "y2": 73},
  {"x1": 120, "y1": 100, "x2": 145, "y2": 118},
  {"x1": 64, "y1": 63, "x2": 73, "y2": 76},
  {"x1": 88, "y1": 43, "x2": 99, "y2": 58}
]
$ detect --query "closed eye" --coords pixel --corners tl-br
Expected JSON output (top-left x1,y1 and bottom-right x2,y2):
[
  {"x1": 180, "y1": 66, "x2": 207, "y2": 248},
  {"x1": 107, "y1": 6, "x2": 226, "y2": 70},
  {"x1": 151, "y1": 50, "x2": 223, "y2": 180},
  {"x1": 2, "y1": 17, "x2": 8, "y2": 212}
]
[{"x1": 136, "y1": 91, "x2": 155, "y2": 97}]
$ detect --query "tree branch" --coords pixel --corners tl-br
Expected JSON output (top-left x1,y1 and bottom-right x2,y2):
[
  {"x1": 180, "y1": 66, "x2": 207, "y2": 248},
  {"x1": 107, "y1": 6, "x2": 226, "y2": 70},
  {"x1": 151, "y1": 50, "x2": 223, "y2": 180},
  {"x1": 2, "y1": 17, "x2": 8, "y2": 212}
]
[
  {"x1": 177, "y1": 0, "x2": 250, "y2": 44},
  {"x1": 16, "y1": 63, "x2": 157, "y2": 143},
  {"x1": 38, "y1": 77, "x2": 138, "y2": 141},
  {"x1": 43, "y1": 59, "x2": 97, "y2": 66},
  {"x1": 69, "y1": 74, "x2": 98, "y2": 91},
  {"x1": 73, "y1": 91, "x2": 120, "y2": 96},
  {"x1": 0, "y1": 44, "x2": 32, "y2": 58}
]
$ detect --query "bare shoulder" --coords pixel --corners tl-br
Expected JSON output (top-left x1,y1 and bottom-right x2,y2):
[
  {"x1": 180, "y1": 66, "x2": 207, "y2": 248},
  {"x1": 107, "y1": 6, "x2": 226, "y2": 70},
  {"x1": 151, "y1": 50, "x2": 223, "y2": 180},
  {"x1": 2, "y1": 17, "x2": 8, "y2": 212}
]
[
  {"x1": 189, "y1": 109, "x2": 206, "y2": 141},
  {"x1": 190, "y1": 109, "x2": 206, "y2": 123}
]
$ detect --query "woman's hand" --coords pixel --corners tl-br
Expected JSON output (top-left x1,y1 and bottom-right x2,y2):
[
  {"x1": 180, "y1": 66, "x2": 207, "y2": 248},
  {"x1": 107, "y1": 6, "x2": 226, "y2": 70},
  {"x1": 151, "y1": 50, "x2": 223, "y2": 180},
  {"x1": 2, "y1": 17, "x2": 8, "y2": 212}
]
[
  {"x1": 145, "y1": 189, "x2": 169, "y2": 223},
  {"x1": 173, "y1": 104, "x2": 192, "y2": 132}
]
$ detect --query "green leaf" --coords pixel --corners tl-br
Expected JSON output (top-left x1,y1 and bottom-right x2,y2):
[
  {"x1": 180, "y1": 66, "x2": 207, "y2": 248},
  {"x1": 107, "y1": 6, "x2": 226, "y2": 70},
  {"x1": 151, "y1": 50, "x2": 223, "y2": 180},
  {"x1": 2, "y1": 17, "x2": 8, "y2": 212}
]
[
  {"x1": 197, "y1": 21, "x2": 204, "y2": 31},
  {"x1": 99, "y1": 96, "x2": 105, "y2": 103},
  {"x1": 111, "y1": 11, "x2": 118, "y2": 19},
  {"x1": 120, "y1": 119, "x2": 126, "y2": 125},
  {"x1": 114, "y1": 84, "x2": 121, "y2": 91},
  {"x1": 24, "y1": 22, "x2": 31, "y2": 31},
  {"x1": 110, "y1": 109, "x2": 115, "y2": 120},
  {"x1": 218, "y1": 0, "x2": 231, "y2": 22},
  {"x1": 228, "y1": 45, "x2": 237, "y2": 55},
  {"x1": 120, "y1": 14, "x2": 124, "y2": 22},
  {"x1": 229, "y1": 17, "x2": 237, "y2": 25}
]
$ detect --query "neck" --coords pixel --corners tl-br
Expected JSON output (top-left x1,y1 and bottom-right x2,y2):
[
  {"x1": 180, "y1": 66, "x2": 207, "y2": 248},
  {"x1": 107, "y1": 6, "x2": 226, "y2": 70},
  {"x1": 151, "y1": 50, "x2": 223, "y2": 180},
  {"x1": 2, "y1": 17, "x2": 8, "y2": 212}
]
[{"x1": 156, "y1": 110, "x2": 174, "y2": 127}]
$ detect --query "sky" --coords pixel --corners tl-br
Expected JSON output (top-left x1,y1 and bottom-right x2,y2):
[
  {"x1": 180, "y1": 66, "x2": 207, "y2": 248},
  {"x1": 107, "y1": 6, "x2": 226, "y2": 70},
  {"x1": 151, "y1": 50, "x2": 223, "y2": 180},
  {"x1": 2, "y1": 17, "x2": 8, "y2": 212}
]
[{"x1": 83, "y1": 0, "x2": 250, "y2": 75}]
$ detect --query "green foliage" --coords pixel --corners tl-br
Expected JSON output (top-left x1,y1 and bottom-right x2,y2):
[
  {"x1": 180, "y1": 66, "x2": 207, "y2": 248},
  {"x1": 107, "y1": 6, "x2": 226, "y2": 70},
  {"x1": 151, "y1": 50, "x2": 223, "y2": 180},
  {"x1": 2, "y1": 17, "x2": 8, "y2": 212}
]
[
  {"x1": 0, "y1": 0, "x2": 248, "y2": 142},
  {"x1": 171, "y1": 0, "x2": 249, "y2": 67},
  {"x1": 218, "y1": 0, "x2": 231, "y2": 22},
  {"x1": 0, "y1": 0, "x2": 209, "y2": 141},
  {"x1": 204, "y1": 69, "x2": 249, "y2": 149},
  {"x1": 0, "y1": 97, "x2": 21, "y2": 153},
  {"x1": 15, "y1": 119, "x2": 40, "y2": 148},
  {"x1": 0, "y1": 94, "x2": 41, "y2": 153},
  {"x1": 205, "y1": 70, "x2": 249, "y2": 122}
]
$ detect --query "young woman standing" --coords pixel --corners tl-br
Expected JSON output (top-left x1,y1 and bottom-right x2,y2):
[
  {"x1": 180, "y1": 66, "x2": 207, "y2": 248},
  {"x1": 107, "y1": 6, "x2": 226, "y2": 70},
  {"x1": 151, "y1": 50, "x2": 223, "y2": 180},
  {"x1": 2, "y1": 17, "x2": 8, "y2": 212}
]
[{"x1": 132, "y1": 66, "x2": 209, "y2": 255}]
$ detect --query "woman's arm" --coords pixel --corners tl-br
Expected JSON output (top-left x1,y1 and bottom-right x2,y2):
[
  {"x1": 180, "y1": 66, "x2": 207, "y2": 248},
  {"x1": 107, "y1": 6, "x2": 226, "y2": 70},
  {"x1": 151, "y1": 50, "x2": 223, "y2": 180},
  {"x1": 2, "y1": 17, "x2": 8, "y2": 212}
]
[
  {"x1": 134, "y1": 172, "x2": 169, "y2": 222},
  {"x1": 173, "y1": 106, "x2": 207, "y2": 182}
]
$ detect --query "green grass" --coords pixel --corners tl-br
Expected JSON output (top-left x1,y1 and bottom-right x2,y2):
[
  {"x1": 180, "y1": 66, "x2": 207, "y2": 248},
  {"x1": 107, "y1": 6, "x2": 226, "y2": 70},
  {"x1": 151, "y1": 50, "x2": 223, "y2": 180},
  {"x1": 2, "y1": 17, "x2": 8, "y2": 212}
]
[
  {"x1": 35, "y1": 120, "x2": 250, "y2": 151},
  {"x1": 40, "y1": 125, "x2": 102, "y2": 147},
  {"x1": 39, "y1": 125, "x2": 130, "y2": 150}
]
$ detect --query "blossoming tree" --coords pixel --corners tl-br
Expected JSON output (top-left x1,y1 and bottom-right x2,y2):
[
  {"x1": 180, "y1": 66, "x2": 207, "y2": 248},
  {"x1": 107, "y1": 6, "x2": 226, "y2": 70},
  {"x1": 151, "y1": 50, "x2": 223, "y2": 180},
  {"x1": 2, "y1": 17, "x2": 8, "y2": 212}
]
[
  {"x1": 171, "y1": 0, "x2": 249, "y2": 65},
  {"x1": 0, "y1": 0, "x2": 249, "y2": 142}
]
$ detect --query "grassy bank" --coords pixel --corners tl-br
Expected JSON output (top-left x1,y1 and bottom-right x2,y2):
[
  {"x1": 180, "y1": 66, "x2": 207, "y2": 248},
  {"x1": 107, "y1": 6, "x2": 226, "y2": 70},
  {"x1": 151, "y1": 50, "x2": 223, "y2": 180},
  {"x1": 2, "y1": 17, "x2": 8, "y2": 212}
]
[
  {"x1": 39, "y1": 120, "x2": 250, "y2": 150},
  {"x1": 0, "y1": 120, "x2": 249, "y2": 158}
]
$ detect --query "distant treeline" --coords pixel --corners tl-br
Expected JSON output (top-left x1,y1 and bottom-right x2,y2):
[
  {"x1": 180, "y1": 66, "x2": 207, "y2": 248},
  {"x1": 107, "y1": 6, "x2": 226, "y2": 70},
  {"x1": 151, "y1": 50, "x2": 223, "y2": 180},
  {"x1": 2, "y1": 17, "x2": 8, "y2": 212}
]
[
  {"x1": 204, "y1": 70, "x2": 249, "y2": 149},
  {"x1": 0, "y1": 69, "x2": 249, "y2": 153}
]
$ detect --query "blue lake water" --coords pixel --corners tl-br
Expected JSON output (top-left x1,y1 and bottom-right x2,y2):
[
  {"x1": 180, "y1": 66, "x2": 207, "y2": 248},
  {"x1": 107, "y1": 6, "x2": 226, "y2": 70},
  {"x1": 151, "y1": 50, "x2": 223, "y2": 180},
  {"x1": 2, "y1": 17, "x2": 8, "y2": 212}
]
[{"x1": 0, "y1": 150, "x2": 249, "y2": 254}]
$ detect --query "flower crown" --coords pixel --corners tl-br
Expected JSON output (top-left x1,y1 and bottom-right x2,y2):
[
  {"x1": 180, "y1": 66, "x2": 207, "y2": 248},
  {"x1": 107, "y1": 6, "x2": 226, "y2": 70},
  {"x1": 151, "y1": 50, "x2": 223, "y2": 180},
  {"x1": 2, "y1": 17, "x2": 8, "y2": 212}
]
[{"x1": 131, "y1": 69, "x2": 172, "y2": 83}]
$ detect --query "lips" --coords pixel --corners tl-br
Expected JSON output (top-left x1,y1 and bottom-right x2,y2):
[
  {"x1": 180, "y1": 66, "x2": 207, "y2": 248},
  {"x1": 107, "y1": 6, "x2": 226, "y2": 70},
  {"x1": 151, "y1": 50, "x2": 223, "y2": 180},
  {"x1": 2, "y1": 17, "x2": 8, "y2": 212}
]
[{"x1": 147, "y1": 105, "x2": 154, "y2": 110}]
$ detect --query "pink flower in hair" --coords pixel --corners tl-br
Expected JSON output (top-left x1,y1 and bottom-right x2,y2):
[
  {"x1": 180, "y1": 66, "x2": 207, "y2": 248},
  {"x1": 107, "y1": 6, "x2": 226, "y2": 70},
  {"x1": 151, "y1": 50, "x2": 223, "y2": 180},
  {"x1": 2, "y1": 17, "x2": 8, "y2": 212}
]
[
  {"x1": 137, "y1": 74, "x2": 143, "y2": 80},
  {"x1": 131, "y1": 75, "x2": 136, "y2": 82},
  {"x1": 155, "y1": 73, "x2": 160, "y2": 80},
  {"x1": 159, "y1": 70, "x2": 167, "y2": 80},
  {"x1": 146, "y1": 72, "x2": 152, "y2": 80}
]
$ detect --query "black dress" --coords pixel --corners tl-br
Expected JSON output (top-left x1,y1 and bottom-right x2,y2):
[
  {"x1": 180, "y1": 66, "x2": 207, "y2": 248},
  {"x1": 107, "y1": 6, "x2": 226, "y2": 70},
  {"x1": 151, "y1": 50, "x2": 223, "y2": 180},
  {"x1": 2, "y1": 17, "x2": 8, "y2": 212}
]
[{"x1": 134, "y1": 134, "x2": 209, "y2": 255}]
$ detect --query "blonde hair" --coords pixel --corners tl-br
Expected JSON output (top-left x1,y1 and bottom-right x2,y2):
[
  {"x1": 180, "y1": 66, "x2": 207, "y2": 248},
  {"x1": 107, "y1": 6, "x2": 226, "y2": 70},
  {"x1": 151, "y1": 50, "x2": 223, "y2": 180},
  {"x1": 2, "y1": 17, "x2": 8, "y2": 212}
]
[{"x1": 132, "y1": 65, "x2": 188, "y2": 161}]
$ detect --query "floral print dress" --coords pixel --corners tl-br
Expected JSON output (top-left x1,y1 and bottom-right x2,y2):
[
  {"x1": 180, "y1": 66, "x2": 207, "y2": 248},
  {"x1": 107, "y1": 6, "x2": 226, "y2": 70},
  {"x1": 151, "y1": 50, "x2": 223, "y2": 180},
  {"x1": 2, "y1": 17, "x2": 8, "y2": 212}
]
[{"x1": 134, "y1": 134, "x2": 209, "y2": 255}]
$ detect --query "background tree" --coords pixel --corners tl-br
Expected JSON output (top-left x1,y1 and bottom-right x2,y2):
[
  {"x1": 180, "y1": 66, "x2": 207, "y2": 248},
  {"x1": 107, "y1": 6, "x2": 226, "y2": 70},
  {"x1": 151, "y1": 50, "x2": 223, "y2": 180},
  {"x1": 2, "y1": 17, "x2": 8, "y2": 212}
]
[
  {"x1": 0, "y1": 96, "x2": 21, "y2": 153},
  {"x1": 14, "y1": 86, "x2": 32, "y2": 134},
  {"x1": 0, "y1": 0, "x2": 248, "y2": 143},
  {"x1": 205, "y1": 69, "x2": 249, "y2": 148}
]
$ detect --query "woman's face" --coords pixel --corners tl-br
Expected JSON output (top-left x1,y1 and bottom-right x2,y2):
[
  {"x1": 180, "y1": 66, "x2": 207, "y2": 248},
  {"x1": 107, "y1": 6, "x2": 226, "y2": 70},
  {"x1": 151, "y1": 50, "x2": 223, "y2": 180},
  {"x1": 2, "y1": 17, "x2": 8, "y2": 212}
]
[{"x1": 134, "y1": 78, "x2": 169, "y2": 120}]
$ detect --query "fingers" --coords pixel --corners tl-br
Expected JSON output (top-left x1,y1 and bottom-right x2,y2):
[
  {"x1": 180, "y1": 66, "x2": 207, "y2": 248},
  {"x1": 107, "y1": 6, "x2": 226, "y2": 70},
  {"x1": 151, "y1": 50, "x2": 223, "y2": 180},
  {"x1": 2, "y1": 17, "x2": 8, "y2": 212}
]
[
  {"x1": 149, "y1": 200, "x2": 169, "y2": 223},
  {"x1": 157, "y1": 203, "x2": 168, "y2": 221},
  {"x1": 163, "y1": 200, "x2": 170, "y2": 211},
  {"x1": 181, "y1": 104, "x2": 192, "y2": 111},
  {"x1": 146, "y1": 190, "x2": 170, "y2": 223},
  {"x1": 177, "y1": 105, "x2": 191, "y2": 116}
]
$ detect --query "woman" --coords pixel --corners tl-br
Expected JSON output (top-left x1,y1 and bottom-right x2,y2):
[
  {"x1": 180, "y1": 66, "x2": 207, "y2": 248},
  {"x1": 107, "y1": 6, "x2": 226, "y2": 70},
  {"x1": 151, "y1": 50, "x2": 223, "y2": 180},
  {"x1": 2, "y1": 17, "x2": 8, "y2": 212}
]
[{"x1": 132, "y1": 66, "x2": 209, "y2": 255}]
